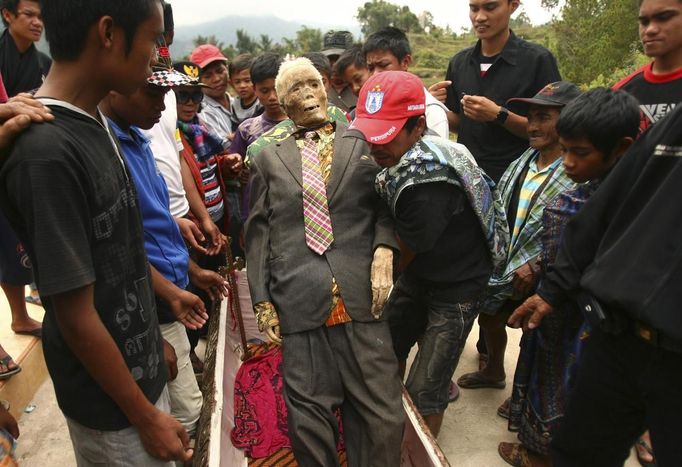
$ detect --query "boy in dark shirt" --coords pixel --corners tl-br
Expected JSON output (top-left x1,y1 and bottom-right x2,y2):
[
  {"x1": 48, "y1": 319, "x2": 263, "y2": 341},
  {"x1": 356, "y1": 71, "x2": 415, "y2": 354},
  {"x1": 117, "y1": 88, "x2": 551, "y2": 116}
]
[{"x1": 0, "y1": 1, "x2": 204, "y2": 464}]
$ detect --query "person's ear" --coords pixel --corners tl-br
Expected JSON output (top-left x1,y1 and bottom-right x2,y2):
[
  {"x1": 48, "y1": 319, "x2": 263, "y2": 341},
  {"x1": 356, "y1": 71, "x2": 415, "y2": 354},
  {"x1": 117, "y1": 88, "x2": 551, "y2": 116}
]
[
  {"x1": 97, "y1": 16, "x2": 116, "y2": 50},
  {"x1": 612, "y1": 136, "x2": 635, "y2": 160},
  {"x1": 401, "y1": 54, "x2": 412, "y2": 71},
  {"x1": 510, "y1": 1, "x2": 521, "y2": 15},
  {"x1": 1, "y1": 8, "x2": 14, "y2": 25}
]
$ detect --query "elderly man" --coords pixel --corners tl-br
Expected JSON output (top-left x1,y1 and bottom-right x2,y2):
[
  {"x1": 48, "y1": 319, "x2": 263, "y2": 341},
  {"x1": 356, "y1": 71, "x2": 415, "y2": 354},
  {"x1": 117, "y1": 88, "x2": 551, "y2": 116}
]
[{"x1": 245, "y1": 58, "x2": 404, "y2": 467}]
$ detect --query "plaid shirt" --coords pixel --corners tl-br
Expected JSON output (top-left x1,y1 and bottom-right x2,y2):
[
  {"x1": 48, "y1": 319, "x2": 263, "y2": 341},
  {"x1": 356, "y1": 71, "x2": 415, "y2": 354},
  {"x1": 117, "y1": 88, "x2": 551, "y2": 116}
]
[{"x1": 488, "y1": 148, "x2": 575, "y2": 290}]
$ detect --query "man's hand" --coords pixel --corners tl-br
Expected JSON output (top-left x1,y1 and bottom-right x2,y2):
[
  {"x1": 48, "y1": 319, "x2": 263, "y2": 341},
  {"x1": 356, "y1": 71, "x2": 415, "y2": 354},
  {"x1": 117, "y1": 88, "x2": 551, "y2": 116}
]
[
  {"x1": 507, "y1": 294, "x2": 554, "y2": 331},
  {"x1": 461, "y1": 95, "x2": 501, "y2": 122},
  {"x1": 200, "y1": 218, "x2": 226, "y2": 256},
  {"x1": 169, "y1": 288, "x2": 208, "y2": 330},
  {"x1": 371, "y1": 246, "x2": 393, "y2": 319},
  {"x1": 511, "y1": 262, "x2": 537, "y2": 299},
  {"x1": 162, "y1": 339, "x2": 178, "y2": 382},
  {"x1": 0, "y1": 405, "x2": 18, "y2": 439},
  {"x1": 135, "y1": 408, "x2": 193, "y2": 462},
  {"x1": 188, "y1": 263, "x2": 229, "y2": 302},
  {"x1": 0, "y1": 94, "x2": 54, "y2": 149},
  {"x1": 221, "y1": 153, "x2": 243, "y2": 178},
  {"x1": 175, "y1": 217, "x2": 207, "y2": 255},
  {"x1": 428, "y1": 80, "x2": 451, "y2": 104},
  {"x1": 254, "y1": 301, "x2": 282, "y2": 345}
]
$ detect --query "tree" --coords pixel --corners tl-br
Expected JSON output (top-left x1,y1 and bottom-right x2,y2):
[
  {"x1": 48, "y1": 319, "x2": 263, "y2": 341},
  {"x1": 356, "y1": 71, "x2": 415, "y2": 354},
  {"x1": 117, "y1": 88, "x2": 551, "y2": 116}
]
[
  {"x1": 553, "y1": 0, "x2": 639, "y2": 85},
  {"x1": 193, "y1": 34, "x2": 224, "y2": 50},
  {"x1": 258, "y1": 34, "x2": 274, "y2": 53},
  {"x1": 356, "y1": 0, "x2": 423, "y2": 35},
  {"x1": 295, "y1": 26, "x2": 323, "y2": 53},
  {"x1": 235, "y1": 29, "x2": 258, "y2": 54}
]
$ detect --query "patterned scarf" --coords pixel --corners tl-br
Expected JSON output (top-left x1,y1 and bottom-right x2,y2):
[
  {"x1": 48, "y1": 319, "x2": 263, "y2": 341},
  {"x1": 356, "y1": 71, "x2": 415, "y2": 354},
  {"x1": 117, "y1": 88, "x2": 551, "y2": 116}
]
[
  {"x1": 375, "y1": 135, "x2": 509, "y2": 275},
  {"x1": 177, "y1": 117, "x2": 225, "y2": 161}
]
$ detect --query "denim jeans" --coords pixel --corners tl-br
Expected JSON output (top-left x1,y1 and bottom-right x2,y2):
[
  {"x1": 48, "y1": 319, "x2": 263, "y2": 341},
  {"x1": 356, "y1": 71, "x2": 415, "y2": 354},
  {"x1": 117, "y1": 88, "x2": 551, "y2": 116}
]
[{"x1": 386, "y1": 275, "x2": 480, "y2": 415}]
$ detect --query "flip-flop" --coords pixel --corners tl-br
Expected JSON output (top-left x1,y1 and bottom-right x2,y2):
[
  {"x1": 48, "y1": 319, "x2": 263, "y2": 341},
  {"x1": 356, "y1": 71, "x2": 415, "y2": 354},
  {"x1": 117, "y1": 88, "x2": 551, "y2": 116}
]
[
  {"x1": 14, "y1": 327, "x2": 42, "y2": 338},
  {"x1": 635, "y1": 437, "x2": 657, "y2": 467},
  {"x1": 457, "y1": 371, "x2": 506, "y2": 389},
  {"x1": 0, "y1": 356, "x2": 21, "y2": 380},
  {"x1": 25, "y1": 295, "x2": 42, "y2": 307},
  {"x1": 498, "y1": 442, "x2": 550, "y2": 467}
]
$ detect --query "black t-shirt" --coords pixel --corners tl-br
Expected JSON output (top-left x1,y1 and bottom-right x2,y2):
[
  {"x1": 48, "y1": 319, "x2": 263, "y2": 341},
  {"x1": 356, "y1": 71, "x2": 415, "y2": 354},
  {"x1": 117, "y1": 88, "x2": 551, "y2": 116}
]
[
  {"x1": 445, "y1": 32, "x2": 561, "y2": 182},
  {"x1": 395, "y1": 182, "x2": 492, "y2": 299},
  {"x1": 613, "y1": 62, "x2": 682, "y2": 134},
  {"x1": 0, "y1": 101, "x2": 166, "y2": 430}
]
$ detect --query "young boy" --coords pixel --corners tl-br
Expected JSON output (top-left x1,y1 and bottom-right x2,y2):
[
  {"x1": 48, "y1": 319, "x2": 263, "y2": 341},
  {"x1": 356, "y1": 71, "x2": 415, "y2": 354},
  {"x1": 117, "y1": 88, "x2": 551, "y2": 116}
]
[
  {"x1": 229, "y1": 53, "x2": 263, "y2": 128},
  {"x1": 508, "y1": 88, "x2": 641, "y2": 466},
  {"x1": 363, "y1": 26, "x2": 450, "y2": 139},
  {"x1": 335, "y1": 45, "x2": 370, "y2": 97},
  {"x1": 0, "y1": 1, "x2": 200, "y2": 464},
  {"x1": 100, "y1": 69, "x2": 230, "y2": 437}
]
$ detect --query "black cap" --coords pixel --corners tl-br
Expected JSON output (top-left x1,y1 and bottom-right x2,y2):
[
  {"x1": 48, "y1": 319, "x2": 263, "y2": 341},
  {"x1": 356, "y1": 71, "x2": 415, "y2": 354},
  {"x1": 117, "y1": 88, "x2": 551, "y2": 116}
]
[
  {"x1": 507, "y1": 81, "x2": 581, "y2": 114},
  {"x1": 322, "y1": 30, "x2": 354, "y2": 57},
  {"x1": 172, "y1": 61, "x2": 204, "y2": 86}
]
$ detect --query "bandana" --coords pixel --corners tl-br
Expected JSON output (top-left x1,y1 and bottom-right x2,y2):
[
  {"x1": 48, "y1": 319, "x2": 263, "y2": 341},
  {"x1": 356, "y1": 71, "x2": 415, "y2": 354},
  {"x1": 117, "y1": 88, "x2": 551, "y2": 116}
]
[
  {"x1": 375, "y1": 135, "x2": 509, "y2": 274},
  {"x1": 177, "y1": 117, "x2": 226, "y2": 161}
]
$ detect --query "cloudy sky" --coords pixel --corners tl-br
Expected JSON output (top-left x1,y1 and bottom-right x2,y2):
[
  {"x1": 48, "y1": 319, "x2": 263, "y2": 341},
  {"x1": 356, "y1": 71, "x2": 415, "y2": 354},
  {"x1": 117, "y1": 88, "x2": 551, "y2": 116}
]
[{"x1": 172, "y1": 0, "x2": 560, "y2": 32}]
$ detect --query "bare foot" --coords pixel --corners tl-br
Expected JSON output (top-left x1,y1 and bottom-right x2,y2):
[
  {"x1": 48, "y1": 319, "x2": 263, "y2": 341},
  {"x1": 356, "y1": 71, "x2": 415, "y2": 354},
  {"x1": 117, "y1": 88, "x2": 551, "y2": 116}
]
[
  {"x1": 635, "y1": 431, "x2": 655, "y2": 465},
  {"x1": 457, "y1": 370, "x2": 506, "y2": 389},
  {"x1": 11, "y1": 316, "x2": 42, "y2": 336}
]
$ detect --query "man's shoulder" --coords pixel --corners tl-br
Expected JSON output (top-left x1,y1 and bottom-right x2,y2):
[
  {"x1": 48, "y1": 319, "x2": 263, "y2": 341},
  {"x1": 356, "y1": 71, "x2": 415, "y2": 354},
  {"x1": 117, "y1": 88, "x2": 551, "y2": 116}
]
[
  {"x1": 613, "y1": 64, "x2": 648, "y2": 90},
  {"x1": 512, "y1": 35, "x2": 555, "y2": 58},
  {"x1": 449, "y1": 44, "x2": 476, "y2": 66}
]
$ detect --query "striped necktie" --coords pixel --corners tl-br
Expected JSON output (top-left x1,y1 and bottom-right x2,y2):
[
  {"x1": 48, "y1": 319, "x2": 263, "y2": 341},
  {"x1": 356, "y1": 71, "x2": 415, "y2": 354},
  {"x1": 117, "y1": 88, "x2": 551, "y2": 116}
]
[{"x1": 301, "y1": 131, "x2": 334, "y2": 255}]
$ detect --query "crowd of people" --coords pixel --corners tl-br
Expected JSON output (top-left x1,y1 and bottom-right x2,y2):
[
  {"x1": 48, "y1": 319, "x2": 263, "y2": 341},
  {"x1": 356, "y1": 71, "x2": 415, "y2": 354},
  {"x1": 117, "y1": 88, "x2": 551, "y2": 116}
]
[{"x1": 0, "y1": 0, "x2": 681, "y2": 466}]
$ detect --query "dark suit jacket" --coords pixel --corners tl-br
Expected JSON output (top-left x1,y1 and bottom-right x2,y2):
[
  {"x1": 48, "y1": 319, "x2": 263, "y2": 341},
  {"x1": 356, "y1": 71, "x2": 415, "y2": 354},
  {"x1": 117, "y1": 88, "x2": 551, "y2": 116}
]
[{"x1": 245, "y1": 123, "x2": 396, "y2": 334}]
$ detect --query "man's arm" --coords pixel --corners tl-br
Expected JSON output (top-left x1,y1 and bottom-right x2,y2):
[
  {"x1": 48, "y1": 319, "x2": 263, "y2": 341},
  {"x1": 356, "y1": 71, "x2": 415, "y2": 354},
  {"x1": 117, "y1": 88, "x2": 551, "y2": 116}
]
[
  {"x1": 461, "y1": 95, "x2": 528, "y2": 139},
  {"x1": 52, "y1": 285, "x2": 192, "y2": 462},
  {"x1": 0, "y1": 95, "x2": 54, "y2": 150},
  {"x1": 149, "y1": 265, "x2": 207, "y2": 330},
  {"x1": 244, "y1": 157, "x2": 272, "y2": 305}
]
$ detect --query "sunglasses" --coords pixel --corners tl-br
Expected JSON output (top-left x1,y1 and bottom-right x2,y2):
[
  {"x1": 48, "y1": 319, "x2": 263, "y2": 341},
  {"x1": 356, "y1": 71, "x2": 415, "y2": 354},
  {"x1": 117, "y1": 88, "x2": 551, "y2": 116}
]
[{"x1": 175, "y1": 90, "x2": 204, "y2": 105}]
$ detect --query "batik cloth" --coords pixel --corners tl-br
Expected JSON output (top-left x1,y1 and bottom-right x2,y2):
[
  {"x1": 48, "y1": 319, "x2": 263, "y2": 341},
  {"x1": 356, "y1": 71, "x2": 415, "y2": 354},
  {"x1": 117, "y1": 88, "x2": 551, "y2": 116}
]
[
  {"x1": 508, "y1": 181, "x2": 600, "y2": 455},
  {"x1": 374, "y1": 135, "x2": 509, "y2": 275}
]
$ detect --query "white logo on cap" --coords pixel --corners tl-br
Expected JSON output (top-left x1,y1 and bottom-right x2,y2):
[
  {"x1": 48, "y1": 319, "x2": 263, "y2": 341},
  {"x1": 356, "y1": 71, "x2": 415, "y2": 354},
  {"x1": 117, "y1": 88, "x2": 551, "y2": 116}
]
[{"x1": 366, "y1": 90, "x2": 384, "y2": 114}]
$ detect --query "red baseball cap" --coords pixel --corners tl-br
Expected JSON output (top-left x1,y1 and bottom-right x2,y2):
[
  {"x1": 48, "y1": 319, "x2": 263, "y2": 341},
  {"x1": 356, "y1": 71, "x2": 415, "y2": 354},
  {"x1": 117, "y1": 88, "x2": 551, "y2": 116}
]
[
  {"x1": 349, "y1": 71, "x2": 426, "y2": 145},
  {"x1": 190, "y1": 44, "x2": 228, "y2": 70}
]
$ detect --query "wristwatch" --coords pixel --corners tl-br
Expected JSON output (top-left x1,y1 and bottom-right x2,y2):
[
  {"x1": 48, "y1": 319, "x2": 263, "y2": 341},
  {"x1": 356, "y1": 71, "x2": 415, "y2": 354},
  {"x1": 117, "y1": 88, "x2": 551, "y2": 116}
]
[{"x1": 495, "y1": 106, "x2": 509, "y2": 125}]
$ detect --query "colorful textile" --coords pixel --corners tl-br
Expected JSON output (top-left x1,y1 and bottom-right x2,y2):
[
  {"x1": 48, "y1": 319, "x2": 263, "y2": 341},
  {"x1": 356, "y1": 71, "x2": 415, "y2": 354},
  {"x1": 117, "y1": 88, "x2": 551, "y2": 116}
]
[
  {"x1": 374, "y1": 135, "x2": 509, "y2": 275},
  {"x1": 299, "y1": 132, "x2": 334, "y2": 255},
  {"x1": 484, "y1": 148, "x2": 574, "y2": 310},
  {"x1": 177, "y1": 117, "x2": 226, "y2": 162},
  {"x1": 508, "y1": 181, "x2": 600, "y2": 455}
]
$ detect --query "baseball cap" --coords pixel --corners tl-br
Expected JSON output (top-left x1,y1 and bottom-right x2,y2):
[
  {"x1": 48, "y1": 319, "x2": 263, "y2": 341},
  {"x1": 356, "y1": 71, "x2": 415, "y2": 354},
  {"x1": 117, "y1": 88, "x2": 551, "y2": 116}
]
[
  {"x1": 349, "y1": 71, "x2": 426, "y2": 145},
  {"x1": 190, "y1": 44, "x2": 228, "y2": 69},
  {"x1": 170, "y1": 61, "x2": 206, "y2": 88},
  {"x1": 147, "y1": 69, "x2": 198, "y2": 88},
  {"x1": 322, "y1": 30, "x2": 354, "y2": 57},
  {"x1": 506, "y1": 81, "x2": 581, "y2": 114}
]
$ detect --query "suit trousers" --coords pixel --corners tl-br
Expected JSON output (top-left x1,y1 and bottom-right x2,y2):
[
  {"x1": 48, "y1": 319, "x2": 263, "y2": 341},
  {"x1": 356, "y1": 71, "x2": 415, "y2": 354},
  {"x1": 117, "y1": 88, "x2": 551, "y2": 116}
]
[
  {"x1": 552, "y1": 327, "x2": 682, "y2": 467},
  {"x1": 282, "y1": 320, "x2": 404, "y2": 467}
]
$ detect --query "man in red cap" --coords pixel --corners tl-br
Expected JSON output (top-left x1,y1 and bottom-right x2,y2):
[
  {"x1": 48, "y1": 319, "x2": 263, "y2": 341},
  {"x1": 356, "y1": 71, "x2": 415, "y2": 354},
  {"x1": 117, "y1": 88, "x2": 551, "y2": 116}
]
[
  {"x1": 190, "y1": 44, "x2": 233, "y2": 141},
  {"x1": 350, "y1": 70, "x2": 509, "y2": 437}
]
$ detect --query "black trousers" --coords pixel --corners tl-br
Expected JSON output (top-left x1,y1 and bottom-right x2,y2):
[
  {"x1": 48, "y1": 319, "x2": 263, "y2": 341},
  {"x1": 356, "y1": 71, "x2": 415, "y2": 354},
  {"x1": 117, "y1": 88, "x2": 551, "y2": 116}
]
[{"x1": 552, "y1": 327, "x2": 682, "y2": 467}]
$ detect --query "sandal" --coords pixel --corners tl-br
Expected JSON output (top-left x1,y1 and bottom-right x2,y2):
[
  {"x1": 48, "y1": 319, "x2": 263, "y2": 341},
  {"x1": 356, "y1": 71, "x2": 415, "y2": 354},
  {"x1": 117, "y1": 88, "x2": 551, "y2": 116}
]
[
  {"x1": 448, "y1": 381, "x2": 460, "y2": 403},
  {"x1": 498, "y1": 397, "x2": 511, "y2": 419},
  {"x1": 25, "y1": 295, "x2": 43, "y2": 307},
  {"x1": 635, "y1": 434, "x2": 656, "y2": 467},
  {"x1": 0, "y1": 356, "x2": 21, "y2": 380},
  {"x1": 498, "y1": 442, "x2": 550, "y2": 467},
  {"x1": 457, "y1": 371, "x2": 506, "y2": 389}
]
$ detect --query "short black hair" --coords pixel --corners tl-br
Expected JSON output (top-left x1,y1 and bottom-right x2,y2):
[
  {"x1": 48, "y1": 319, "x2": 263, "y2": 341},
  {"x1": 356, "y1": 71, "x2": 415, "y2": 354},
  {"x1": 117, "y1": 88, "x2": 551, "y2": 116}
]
[
  {"x1": 1, "y1": 0, "x2": 38, "y2": 27},
  {"x1": 301, "y1": 52, "x2": 332, "y2": 79},
  {"x1": 334, "y1": 45, "x2": 366, "y2": 77},
  {"x1": 557, "y1": 88, "x2": 640, "y2": 157},
  {"x1": 229, "y1": 53, "x2": 254, "y2": 77},
  {"x1": 40, "y1": 0, "x2": 160, "y2": 61},
  {"x1": 362, "y1": 26, "x2": 411, "y2": 62},
  {"x1": 250, "y1": 53, "x2": 282, "y2": 85},
  {"x1": 163, "y1": 2, "x2": 173, "y2": 33}
]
